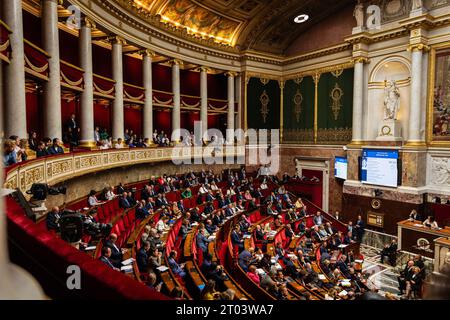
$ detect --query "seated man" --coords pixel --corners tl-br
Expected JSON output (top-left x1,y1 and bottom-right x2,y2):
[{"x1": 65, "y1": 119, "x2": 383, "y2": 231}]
[
  {"x1": 47, "y1": 138, "x2": 64, "y2": 155},
  {"x1": 196, "y1": 228, "x2": 212, "y2": 254},
  {"x1": 104, "y1": 233, "x2": 126, "y2": 268},
  {"x1": 99, "y1": 246, "x2": 120, "y2": 271},
  {"x1": 137, "y1": 241, "x2": 151, "y2": 273},
  {"x1": 380, "y1": 239, "x2": 398, "y2": 266},
  {"x1": 119, "y1": 192, "x2": 132, "y2": 209},
  {"x1": 46, "y1": 206, "x2": 61, "y2": 231},
  {"x1": 168, "y1": 250, "x2": 186, "y2": 278}
]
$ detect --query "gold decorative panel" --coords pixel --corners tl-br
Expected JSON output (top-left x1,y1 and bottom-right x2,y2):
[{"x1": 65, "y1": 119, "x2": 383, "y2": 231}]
[{"x1": 3, "y1": 147, "x2": 243, "y2": 192}]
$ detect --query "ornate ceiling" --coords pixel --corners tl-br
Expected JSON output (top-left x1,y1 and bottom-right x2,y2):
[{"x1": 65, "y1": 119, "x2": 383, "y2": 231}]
[{"x1": 116, "y1": 0, "x2": 356, "y2": 55}]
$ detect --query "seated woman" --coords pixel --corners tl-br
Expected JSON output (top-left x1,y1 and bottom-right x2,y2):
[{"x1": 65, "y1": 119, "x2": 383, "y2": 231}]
[
  {"x1": 88, "y1": 190, "x2": 104, "y2": 207},
  {"x1": 246, "y1": 265, "x2": 260, "y2": 285},
  {"x1": 201, "y1": 279, "x2": 220, "y2": 300},
  {"x1": 423, "y1": 216, "x2": 439, "y2": 229}
]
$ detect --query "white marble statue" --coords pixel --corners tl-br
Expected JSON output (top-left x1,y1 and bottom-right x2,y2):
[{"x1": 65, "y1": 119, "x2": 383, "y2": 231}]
[
  {"x1": 353, "y1": 2, "x2": 365, "y2": 27},
  {"x1": 383, "y1": 80, "x2": 401, "y2": 120}
]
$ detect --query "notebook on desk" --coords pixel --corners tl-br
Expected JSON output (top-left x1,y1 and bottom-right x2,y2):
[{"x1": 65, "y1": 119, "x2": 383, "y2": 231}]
[
  {"x1": 122, "y1": 258, "x2": 134, "y2": 265},
  {"x1": 156, "y1": 266, "x2": 169, "y2": 272},
  {"x1": 120, "y1": 265, "x2": 133, "y2": 273}
]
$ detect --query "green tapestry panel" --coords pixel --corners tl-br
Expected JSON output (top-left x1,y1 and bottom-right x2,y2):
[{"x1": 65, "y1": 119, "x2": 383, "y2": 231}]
[
  {"x1": 247, "y1": 77, "x2": 280, "y2": 130},
  {"x1": 283, "y1": 76, "x2": 315, "y2": 143},
  {"x1": 317, "y1": 68, "x2": 354, "y2": 144}
]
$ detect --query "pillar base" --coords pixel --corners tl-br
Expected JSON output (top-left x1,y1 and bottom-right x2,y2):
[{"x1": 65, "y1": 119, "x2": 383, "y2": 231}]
[
  {"x1": 347, "y1": 140, "x2": 365, "y2": 148},
  {"x1": 403, "y1": 141, "x2": 427, "y2": 149},
  {"x1": 78, "y1": 140, "x2": 98, "y2": 150}
]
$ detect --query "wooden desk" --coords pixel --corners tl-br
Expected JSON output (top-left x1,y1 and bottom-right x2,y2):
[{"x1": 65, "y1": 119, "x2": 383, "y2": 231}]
[{"x1": 398, "y1": 219, "x2": 450, "y2": 258}]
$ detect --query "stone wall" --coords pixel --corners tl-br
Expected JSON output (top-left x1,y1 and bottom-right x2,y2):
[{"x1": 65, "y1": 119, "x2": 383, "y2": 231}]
[{"x1": 45, "y1": 161, "x2": 241, "y2": 209}]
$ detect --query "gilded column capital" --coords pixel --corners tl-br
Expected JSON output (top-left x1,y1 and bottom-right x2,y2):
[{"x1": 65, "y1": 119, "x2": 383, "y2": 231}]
[
  {"x1": 81, "y1": 17, "x2": 96, "y2": 29},
  {"x1": 199, "y1": 66, "x2": 210, "y2": 73},
  {"x1": 169, "y1": 59, "x2": 183, "y2": 66},
  {"x1": 139, "y1": 49, "x2": 156, "y2": 58},
  {"x1": 107, "y1": 35, "x2": 127, "y2": 46},
  {"x1": 407, "y1": 43, "x2": 430, "y2": 52},
  {"x1": 352, "y1": 56, "x2": 370, "y2": 64},
  {"x1": 224, "y1": 71, "x2": 239, "y2": 78}
]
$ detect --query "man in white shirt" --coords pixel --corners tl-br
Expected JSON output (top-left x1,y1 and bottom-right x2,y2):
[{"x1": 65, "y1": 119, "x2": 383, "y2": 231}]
[{"x1": 114, "y1": 138, "x2": 124, "y2": 149}]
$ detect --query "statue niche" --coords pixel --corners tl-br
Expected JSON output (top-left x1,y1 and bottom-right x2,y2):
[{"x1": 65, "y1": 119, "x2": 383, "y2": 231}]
[{"x1": 376, "y1": 80, "x2": 403, "y2": 141}]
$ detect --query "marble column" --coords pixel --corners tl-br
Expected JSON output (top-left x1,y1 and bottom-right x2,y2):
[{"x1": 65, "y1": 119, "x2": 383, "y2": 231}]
[
  {"x1": 78, "y1": 18, "x2": 95, "y2": 148},
  {"x1": 226, "y1": 72, "x2": 235, "y2": 144},
  {"x1": 111, "y1": 36, "x2": 125, "y2": 141},
  {"x1": 407, "y1": 44, "x2": 427, "y2": 145},
  {"x1": 235, "y1": 74, "x2": 242, "y2": 130},
  {"x1": 42, "y1": 0, "x2": 62, "y2": 140},
  {"x1": 200, "y1": 66, "x2": 208, "y2": 141},
  {"x1": 351, "y1": 57, "x2": 367, "y2": 144},
  {"x1": 2, "y1": 0, "x2": 27, "y2": 139},
  {"x1": 142, "y1": 49, "x2": 154, "y2": 140},
  {"x1": 171, "y1": 59, "x2": 182, "y2": 143}
]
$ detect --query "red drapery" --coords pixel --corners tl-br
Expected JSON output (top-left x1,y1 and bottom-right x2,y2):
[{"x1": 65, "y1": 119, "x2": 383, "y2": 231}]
[
  {"x1": 124, "y1": 107, "x2": 143, "y2": 136},
  {"x1": 94, "y1": 102, "x2": 112, "y2": 133},
  {"x1": 24, "y1": 40, "x2": 49, "y2": 78}
]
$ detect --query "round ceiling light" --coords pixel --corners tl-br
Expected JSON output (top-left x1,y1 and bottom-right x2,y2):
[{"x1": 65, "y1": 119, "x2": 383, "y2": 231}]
[{"x1": 294, "y1": 14, "x2": 309, "y2": 24}]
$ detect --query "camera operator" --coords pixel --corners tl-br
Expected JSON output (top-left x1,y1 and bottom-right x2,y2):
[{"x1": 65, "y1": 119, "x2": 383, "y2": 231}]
[{"x1": 82, "y1": 209, "x2": 112, "y2": 237}]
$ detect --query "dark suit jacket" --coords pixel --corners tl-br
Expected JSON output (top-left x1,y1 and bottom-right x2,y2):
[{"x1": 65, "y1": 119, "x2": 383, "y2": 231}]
[
  {"x1": 231, "y1": 231, "x2": 243, "y2": 246},
  {"x1": 104, "y1": 240, "x2": 123, "y2": 267},
  {"x1": 137, "y1": 247, "x2": 149, "y2": 272},
  {"x1": 48, "y1": 145, "x2": 64, "y2": 155},
  {"x1": 119, "y1": 197, "x2": 131, "y2": 209},
  {"x1": 46, "y1": 211, "x2": 60, "y2": 230},
  {"x1": 99, "y1": 256, "x2": 115, "y2": 269}
]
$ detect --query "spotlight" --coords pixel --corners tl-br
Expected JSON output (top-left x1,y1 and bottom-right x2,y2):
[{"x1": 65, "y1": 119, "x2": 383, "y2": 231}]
[{"x1": 294, "y1": 14, "x2": 309, "y2": 24}]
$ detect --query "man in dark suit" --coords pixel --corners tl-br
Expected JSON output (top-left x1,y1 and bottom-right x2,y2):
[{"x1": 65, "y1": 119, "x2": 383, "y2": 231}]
[
  {"x1": 354, "y1": 215, "x2": 365, "y2": 242},
  {"x1": 66, "y1": 113, "x2": 77, "y2": 131},
  {"x1": 47, "y1": 138, "x2": 64, "y2": 155},
  {"x1": 231, "y1": 225, "x2": 244, "y2": 252},
  {"x1": 336, "y1": 255, "x2": 351, "y2": 278},
  {"x1": 380, "y1": 239, "x2": 397, "y2": 265},
  {"x1": 204, "y1": 202, "x2": 214, "y2": 215},
  {"x1": 179, "y1": 219, "x2": 191, "y2": 240},
  {"x1": 46, "y1": 206, "x2": 61, "y2": 231},
  {"x1": 196, "y1": 228, "x2": 211, "y2": 253},
  {"x1": 116, "y1": 183, "x2": 125, "y2": 195},
  {"x1": 36, "y1": 142, "x2": 49, "y2": 158},
  {"x1": 99, "y1": 247, "x2": 119, "y2": 271},
  {"x1": 104, "y1": 233, "x2": 125, "y2": 268},
  {"x1": 136, "y1": 202, "x2": 148, "y2": 220},
  {"x1": 224, "y1": 204, "x2": 234, "y2": 217},
  {"x1": 137, "y1": 241, "x2": 151, "y2": 273},
  {"x1": 119, "y1": 192, "x2": 132, "y2": 209}
]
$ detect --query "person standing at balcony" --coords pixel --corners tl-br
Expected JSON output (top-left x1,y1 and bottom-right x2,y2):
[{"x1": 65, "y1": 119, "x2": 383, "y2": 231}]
[
  {"x1": 28, "y1": 132, "x2": 38, "y2": 151},
  {"x1": 94, "y1": 127, "x2": 100, "y2": 144}
]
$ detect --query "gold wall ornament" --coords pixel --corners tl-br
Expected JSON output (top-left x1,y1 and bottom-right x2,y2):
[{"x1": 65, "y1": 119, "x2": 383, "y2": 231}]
[
  {"x1": 331, "y1": 68, "x2": 344, "y2": 78},
  {"x1": 293, "y1": 89, "x2": 303, "y2": 123},
  {"x1": 260, "y1": 78, "x2": 270, "y2": 86},
  {"x1": 293, "y1": 77, "x2": 303, "y2": 85},
  {"x1": 330, "y1": 83, "x2": 344, "y2": 121},
  {"x1": 260, "y1": 90, "x2": 270, "y2": 123}
]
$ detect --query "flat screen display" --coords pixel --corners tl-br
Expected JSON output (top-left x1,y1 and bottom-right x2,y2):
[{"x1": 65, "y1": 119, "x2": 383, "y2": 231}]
[
  {"x1": 361, "y1": 149, "x2": 399, "y2": 187},
  {"x1": 334, "y1": 157, "x2": 348, "y2": 180}
]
